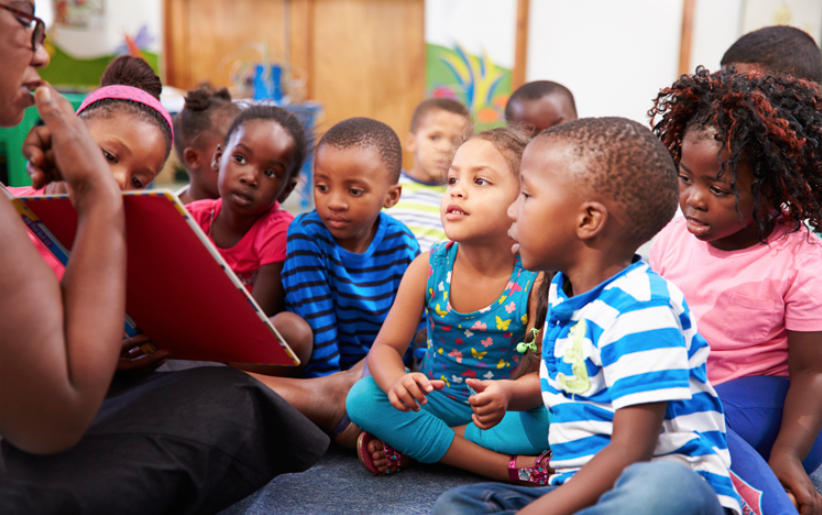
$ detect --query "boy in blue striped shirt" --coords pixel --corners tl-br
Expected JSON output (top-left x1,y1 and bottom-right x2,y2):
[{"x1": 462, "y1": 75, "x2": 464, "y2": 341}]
[
  {"x1": 433, "y1": 118, "x2": 742, "y2": 515},
  {"x1": 282, "y1": 117, "x2": 420, "y2": 379}
]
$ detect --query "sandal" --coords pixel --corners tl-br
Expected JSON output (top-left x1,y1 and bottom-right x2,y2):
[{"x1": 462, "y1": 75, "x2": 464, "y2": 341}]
[
  {"x1": 357, "y1": 431, "x2": 410, "y2": 475},
  {"x1": 509, "y1": 450, "x2": 552, "y2": 486}
]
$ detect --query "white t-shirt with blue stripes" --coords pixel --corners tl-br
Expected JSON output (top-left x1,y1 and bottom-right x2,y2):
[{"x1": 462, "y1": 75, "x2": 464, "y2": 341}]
[{"x1": 540, "y1": 260, "x2": 741, "y2": 514}]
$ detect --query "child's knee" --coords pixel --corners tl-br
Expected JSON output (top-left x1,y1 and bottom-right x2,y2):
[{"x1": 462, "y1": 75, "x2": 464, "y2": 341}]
[
  {"x1": 270, "y1": 312, "x2": 313, "y2": 366},
  {"x1": 345, "y1": 377, "x2": 383, "y2": 425}
]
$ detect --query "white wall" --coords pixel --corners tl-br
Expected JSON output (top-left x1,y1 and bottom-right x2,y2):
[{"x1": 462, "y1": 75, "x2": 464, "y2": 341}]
[
  {"x1": 690, "y1": 0, "x2": 744, "y2": 73},
  {"x1": 526, "y1": 0, "x2": 684, "y2": 125}
]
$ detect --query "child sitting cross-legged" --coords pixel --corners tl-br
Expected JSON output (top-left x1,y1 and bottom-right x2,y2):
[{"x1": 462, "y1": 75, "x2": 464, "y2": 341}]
[
  {"x1": 433, "y1": 117, "x2": 743, "y2": 515},
  {"x1": 346, "y1": 127, "x2": 552, "y2": 483}
]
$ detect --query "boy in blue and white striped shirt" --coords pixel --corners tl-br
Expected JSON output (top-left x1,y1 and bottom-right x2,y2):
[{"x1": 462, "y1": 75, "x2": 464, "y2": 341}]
[{"x1": 434, "y1": 118, "x2": 742, "y2": 515}]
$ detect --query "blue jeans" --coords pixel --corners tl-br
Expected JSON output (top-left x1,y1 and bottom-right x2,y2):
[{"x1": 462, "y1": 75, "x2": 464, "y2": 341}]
[
  {"x1": 432, "y1": 461, "x2": 733, "y2": 515},
  {"x1": 717, "y1": 376, "x2": 822, "y2": 515},
  {"x1": 346, "y1": 377, "x2": 550, "y2": 463}
]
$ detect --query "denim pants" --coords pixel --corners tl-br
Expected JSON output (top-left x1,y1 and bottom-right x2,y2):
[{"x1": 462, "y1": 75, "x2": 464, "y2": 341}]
[{"x1": 432, "y1": 461, "x2": 734, "y2": 515}]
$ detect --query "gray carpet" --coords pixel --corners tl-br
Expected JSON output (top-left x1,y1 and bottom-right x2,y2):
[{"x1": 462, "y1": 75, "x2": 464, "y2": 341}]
[{"x1": 220, "y1": 445, "x2": 822, "y2": 515}]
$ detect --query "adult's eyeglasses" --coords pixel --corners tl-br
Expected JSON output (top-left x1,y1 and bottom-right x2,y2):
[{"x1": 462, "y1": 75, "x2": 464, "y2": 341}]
[{"x1": 1, "y1": 2, "x2": 47, "y2": 52}]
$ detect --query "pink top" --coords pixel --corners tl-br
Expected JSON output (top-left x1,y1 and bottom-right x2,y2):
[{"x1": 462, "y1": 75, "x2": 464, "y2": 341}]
[
  {"x1": 650, "y1": 216, "x2": 822, "y2": 385},
  {"x1": 187, "y1": 198, "x2": 293, "y2": 293},
  {"x1": 8, "y1": 185, "x2": 65, "y2": 281}
]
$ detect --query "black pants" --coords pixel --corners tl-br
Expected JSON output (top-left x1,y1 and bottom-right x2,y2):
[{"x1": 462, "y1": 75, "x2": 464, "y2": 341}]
[{"x1": 0, "y1": 366, "x2": 329, "y2": 515}]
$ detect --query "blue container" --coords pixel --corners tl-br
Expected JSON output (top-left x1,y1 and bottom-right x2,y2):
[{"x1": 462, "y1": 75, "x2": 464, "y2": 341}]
[{"x1": 253, "y1": 64, "x2": 283, "y2": 103}]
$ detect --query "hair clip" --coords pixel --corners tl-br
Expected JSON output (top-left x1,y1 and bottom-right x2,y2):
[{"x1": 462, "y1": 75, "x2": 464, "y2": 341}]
[{"x1": 517, "y1": 341, "x2": 537, "y2": 354}]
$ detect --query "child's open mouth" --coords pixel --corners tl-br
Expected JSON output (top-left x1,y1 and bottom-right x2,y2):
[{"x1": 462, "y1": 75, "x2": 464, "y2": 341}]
[{"x1": 445, "y1": 204, "x2": 468, "y2": 221}]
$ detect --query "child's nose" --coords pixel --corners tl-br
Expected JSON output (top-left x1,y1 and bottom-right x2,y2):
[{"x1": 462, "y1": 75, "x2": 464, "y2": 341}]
[
  {"x1": 327, "y1": 191, "x2": 347, "y2": 210},
  {"x1": 240, "y1": 169, "x2": 259, "y2": 187},
  {"x1": 686, "y1": 187, "x2": 707, "y2": 210},
  {"x1": 112, "y1": 168, "x2": 129, "y2": 191}
]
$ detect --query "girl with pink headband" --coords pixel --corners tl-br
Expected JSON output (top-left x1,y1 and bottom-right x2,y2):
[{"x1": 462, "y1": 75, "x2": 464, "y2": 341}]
[{"x1": 11, "y1": 55, "x2": 174, "y2": 280}]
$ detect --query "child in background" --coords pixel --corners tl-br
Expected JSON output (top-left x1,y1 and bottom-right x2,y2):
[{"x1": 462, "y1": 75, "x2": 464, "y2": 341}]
[
  {"x1": 347, "y1": 128, "x2": 552, "y2": 483},
  {"x1": 504, "y1": 80, "x2": 577, "y2": 137},
  {"x1": 173, "y1": 84, "x2": 241, "y2": 205},
  {"x1": 13, "y1": 55, "x2": 174, "y2": 280},
  {"x1": 650, "y1": 68, "x2": 822, "y2": 515},
  {"x1": 434, "y1": 117, "x2": 742, "y2": 515},
  {"x1": 721, "y1": 25, "x2": 822, "y2": 83},
  {"x1": 187, "y1": 105, "x2": 305, "y2": 319},
  {"x1": 280, "y1": 117, "x2": 419, "y2": 378},
  {"x1": 390, "y1": 98, "x2": 472, "y2": 252}
]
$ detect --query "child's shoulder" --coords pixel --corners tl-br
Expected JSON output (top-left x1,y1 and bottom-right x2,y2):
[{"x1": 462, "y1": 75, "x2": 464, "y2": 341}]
[
  {"x1": 290, "y1": 210, "x2": 328, "y2": 236},
  {"x1": 597, "y1": 261, "x2": 687, "y2": 318},
  {"x1": 186, "y1": 197, "x2": 220, "y2": 225}
]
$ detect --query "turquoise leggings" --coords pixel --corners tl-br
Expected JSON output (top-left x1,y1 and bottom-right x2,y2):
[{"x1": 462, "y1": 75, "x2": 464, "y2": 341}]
[{"x1": 346, "y1": 377, "x2": 550, "y2": 464}]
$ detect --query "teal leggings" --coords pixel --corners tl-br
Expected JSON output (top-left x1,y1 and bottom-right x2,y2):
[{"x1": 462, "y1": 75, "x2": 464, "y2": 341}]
[{"x1": 346, "y1": 377, "x2": 550, "y2": 464}]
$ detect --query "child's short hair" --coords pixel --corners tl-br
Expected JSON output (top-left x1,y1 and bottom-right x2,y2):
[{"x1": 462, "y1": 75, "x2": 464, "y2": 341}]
[
  {"x1": 225, "y1": 105, "x2": 308, "y2": 180},
  {"x1": 173, "y1": 83, "x2": 241, "y2": 163},
  {"x1": 539, "y1": 117, "x2": 678, "y2": 245},
  {"x1": 318, "y1": 117, "x2": 402, "y2": 183},
  {"x1": 410, "y1": 98, "x2": 471, "y2": 133},
  {"x1": 721, "y1": 25, "x2": 822, "y2": 83},
  {"x1": 650, "y1": 66, "x2": 822, "y2": 238},
  {"x1": 79, "y1": 56, "x2": 173, "y2": 158},
  {"x1": 471, "y1": 127, "x2": 529, "y2": 178},
  {"x1": 505, "y1": 81, "x2": 578, "y2": 123}
]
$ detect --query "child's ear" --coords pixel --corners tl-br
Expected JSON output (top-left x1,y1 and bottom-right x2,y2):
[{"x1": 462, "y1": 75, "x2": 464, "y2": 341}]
[
  {"x1": 405, "y1": 132, "x2": 418, "y2": 153},
  {"x1": 211, "y1": 145, "x2": 223, "y2": 172},
  {"x1": 576, "y1": 201, "x2": 608, "y2": 240},
  {"x1": 383, "y1": 183, "x2": 402, "y2": 209},
  {"x1": 183, "y1": 147, "x2": 201, "y2": 170},
  {"x1": 277, "y1": 177, "x2": 299, "y2": 203}
]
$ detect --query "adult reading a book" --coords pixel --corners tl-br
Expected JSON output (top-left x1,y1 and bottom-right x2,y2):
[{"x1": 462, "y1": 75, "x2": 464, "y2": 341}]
[{"x1": 0, "y1": 3, "x2": 328, "y2": 513}]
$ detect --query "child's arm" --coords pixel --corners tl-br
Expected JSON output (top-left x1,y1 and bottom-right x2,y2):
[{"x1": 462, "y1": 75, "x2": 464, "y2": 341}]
[
  {"x1": 0, "y1": 86, "x2": 126, "y2": 455},
  {"x1": 520, "y1": 402, "x2": 667, "y2": 515},
  {"x1": 769, "y1": 330, "x2": 822, "y2": 513},
  {"x1": 368, "y1": 253, "x2": 444, "y2": 411},
  {"x1": 252, "y1": 262, "x2": 286, "y2": 316},
  {"x1": 466, "y1": 272, "x2": 547, "y2": 429}
]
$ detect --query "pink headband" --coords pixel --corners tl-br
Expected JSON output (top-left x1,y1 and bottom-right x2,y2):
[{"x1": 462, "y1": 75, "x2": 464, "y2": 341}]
[{"x1": 76, "y1": 85, "x2": 174, "y2": 144}]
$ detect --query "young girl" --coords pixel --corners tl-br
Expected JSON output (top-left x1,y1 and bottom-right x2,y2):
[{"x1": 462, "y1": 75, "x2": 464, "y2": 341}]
[
  {"x1": 173, "y1": 83, "x2": 241, "y2": 205},
  {"x1": 186, "y1": 104, "x2": 313, "y2": 370},
  {"x1": 13, "y1": 55, "x2": 174, "y2": 280},
  {"x1": 650, "y1": 67, "x2": 822, "y2": 515},
  {"x1": 346, "y1": 128, "x2": 552, "y2": 483}
]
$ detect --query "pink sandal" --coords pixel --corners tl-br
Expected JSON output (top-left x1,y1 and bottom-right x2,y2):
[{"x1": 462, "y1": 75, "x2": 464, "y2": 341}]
[
  {"x1": 509, "y1": 450, "x2": 552, "y2": 486},
  {"x1": 357, "y1": 432, "x2": 410, "y2": 475}
]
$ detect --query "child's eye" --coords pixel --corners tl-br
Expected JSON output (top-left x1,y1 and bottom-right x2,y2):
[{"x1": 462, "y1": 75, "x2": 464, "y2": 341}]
[
  {"x1": 315, "y1": 184, "x2": 329, "y2": 193},
  {"x1": 131, "y1": 176, "x2": 144, "y2": 189},
  {"x1": 102, "y1": 149, "x2": 116, "y2": 163},
  {"x1": 430, "y1": 135, "x2": 440, "y2": 142},
  {"x1": 447, "y1": 176, "x2": 458, "y2": 186},
  {"x1": 349, "y1": 188, "x2": 364, "y2": 197},
  {"x1": 677, "y1": 173, "x2": 690, "y2": 184},
  {"x1": 233, "y1": 153, "x2": 247, "y2": 164},
  {"x1": 475, "y1": 178, "x2": 490, "y2": 186},
  {"x1": 521, "y1": 191, "x2": 530, "y2": 200},
  {"x1": 710, "y1": 187, "x2": 728, "y2": 196},
  {"x1": 264, "y1": 169, "x2": 281, "y2": 178}
]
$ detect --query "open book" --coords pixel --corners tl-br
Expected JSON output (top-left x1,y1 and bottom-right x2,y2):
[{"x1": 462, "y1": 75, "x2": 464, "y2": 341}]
[{"x1": 6, "y1": 186, "x2": 298, "y2": 367}]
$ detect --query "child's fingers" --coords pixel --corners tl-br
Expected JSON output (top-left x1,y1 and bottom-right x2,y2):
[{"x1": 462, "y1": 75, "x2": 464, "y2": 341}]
[
  {"x1": 465, "y1": 378, "x2": 489, "y2": 393},
  {"x1": 395, "y1": 386, "x2": 422, "y2": 412},
  {"x1": 387, "y1": 390, "x2": 409, "y2": 412},
  {"x1": 428, "y1": 379, "x2": 446, "y2": 390},
  {"x1": 403, "y1": 379, "x2": 429, "y2": 407}
]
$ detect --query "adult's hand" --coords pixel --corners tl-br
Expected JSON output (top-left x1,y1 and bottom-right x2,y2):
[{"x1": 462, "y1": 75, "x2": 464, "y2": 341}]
[{"x1": 22, "y1": 84, "x2": 115, "y2": 203}]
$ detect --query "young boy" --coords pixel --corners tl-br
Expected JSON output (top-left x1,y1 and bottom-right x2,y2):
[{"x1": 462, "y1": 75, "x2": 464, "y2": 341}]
[
  {"x1": 433, "y1": 117, "x2": 742, "y2": 515},
  {"x1": 721, "y1": 25, "x2": 822, "y2": 83},
  {"x1": 505, "y1": 80, "x2": 577, "y2": 137},
  {"x1": 389, "y1": 98, "x2": 472, "y2": 252},
  {"x1": 282, "y1": 117, "x2": 420, "y2": 378}
]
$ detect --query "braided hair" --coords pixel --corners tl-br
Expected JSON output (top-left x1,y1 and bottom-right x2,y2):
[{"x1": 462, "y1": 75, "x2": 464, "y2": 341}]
[{"x1": 649, "y1": 66, "x2": 822, "y2": 239}]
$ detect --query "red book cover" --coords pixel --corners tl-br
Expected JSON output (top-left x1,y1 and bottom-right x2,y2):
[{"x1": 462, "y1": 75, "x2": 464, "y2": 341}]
[{"x1": 11, "y1": 190, "x2": 299, "y2": 367}]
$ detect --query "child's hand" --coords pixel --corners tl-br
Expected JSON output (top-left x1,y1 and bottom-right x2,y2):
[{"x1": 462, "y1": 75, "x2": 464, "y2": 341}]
[
  {"x1": 466, "y1": 378, "x2": 510, "y2": 430},
  {"x1": 388, "y1": 372, "x2": 445, "y2": 412},
  {"x1": 770, "y1": 451, "x2": 822, "y2": 515},
  {"x1": 117, "y1": 334, "x2": 171, "y2": 374}
]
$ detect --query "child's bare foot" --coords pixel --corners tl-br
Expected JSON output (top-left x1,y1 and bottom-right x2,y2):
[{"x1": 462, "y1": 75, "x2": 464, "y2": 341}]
[{"x1": 357, "y1": 432, "x2": 415, "y2": 475}]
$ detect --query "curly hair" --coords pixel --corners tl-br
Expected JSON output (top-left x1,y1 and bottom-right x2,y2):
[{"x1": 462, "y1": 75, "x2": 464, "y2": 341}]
[
  {"x1": 649, "y1": 66, "x2": 822, "y2": 239},
  {"x1": 470, "y1": 127, "x2": 530, "y2": 178},
  {"x1": 173, "y1": 83, "x2": 241, "y2": 163}
]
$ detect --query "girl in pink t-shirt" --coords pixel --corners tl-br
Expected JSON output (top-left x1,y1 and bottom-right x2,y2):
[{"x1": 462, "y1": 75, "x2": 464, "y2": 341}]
[
  {"x1": 649, "y1": 67, "x2": 822, "y2": 514},
  {"x1": 187, "y1": 105, "x2": 307, "y2": 318}
]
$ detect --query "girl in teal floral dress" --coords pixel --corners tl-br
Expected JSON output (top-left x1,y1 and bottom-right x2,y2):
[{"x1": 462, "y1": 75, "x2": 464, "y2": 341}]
[{"x1": 346, "y1": 128, "x2": 552, "y2": 485}]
